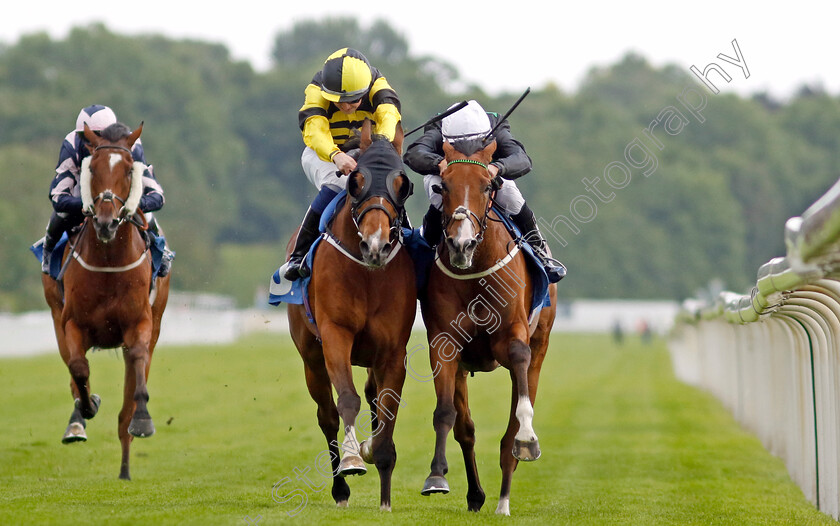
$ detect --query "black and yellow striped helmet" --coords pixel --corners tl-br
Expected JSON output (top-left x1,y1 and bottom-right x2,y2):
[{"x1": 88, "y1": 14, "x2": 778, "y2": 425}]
[{"x1": 320, "y1": 48, "x2": 373, "y2": 103}]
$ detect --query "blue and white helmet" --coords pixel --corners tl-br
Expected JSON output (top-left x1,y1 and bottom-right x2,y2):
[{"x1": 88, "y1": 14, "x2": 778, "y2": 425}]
[{"x1": 75, "y1": 104, "x2": 117, "y2": 132}]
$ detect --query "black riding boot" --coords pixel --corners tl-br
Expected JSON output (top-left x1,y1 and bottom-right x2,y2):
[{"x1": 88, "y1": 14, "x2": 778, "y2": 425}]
[
  {"x1": 421, "y1": 204, "x2": 443, "y2": 246},
  {"x1": 147, "y1": 214, "x2": 174, "y2": 277},
  {"x1": 283, "y1": 207, "x2": 323, "y2": 281},
  {"x1": 41, "y1": 212, "x2": 68, "y2": 274},
  {"x1": 511, "y1": 204, "x2": 566, "y2": 283}
]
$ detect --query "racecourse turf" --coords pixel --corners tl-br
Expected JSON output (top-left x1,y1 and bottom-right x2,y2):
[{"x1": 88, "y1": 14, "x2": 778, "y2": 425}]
[{"x1": 0, "y1": 331, "x2": 834, "y2": 525}]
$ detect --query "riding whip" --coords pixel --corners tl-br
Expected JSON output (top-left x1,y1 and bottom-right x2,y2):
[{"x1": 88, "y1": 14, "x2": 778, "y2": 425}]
[{"x1": 404, "y1": 100, "x2": 469, "y2": 136}]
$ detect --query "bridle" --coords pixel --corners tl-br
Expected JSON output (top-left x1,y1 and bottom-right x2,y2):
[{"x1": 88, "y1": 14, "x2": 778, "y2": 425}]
[
  {"x1": 349, "y1": 167, "x2": 412, "y2": 244},
  {"x1": 86, "y1": 144, "x2": 135, "y2": 223},
  {"x1": 440, "y1": 159, "x2": 497, "y2": 244},
  {"x1": 64, "y1": 143, "x2": 150, "y2": 276}
]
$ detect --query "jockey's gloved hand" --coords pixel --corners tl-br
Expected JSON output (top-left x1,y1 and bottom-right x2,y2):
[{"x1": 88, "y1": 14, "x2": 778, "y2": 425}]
[{"x1": 491, "y1": 175, "x2": 504, "y2": 191}]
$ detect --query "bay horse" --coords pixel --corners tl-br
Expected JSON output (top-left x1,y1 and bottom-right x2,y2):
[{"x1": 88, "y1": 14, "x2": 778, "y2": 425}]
[
  {"x1": 286, "y1": 120, "x2": 416, "y2": 511},
  {"x1": 41, "y1": 122, "x2": 171, "y2": 480},
  {"x1": 419, "y1": 140, "x2": 557, "y2": 515}
]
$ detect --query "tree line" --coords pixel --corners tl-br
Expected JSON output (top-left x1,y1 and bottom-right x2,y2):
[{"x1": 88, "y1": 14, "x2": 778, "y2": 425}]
[{"x1": 1, "y1": 19, "x2": 838, "y2": 311}]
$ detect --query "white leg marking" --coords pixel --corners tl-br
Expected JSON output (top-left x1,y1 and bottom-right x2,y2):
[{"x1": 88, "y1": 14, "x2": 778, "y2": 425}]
[
  {"x1": 514, "y1": 395, "x2": 537, "y2": 442},
  {"x1": 495, "y1": 496, "x2": 510, "y2": 515},
  {"x1": 341, "y1": 425, "x2": 360, "y2": 458}
]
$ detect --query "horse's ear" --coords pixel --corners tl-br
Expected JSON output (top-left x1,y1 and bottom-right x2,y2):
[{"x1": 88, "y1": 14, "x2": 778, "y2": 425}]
[
  {"x1": 83, "y1": 123, "x2": 100, "y2": 148},
  {"x1": 348, "y1": 171, "x2": 365, "y2": 199},
  {"x1": 360, "y1": 118, "x2": 372, "y2": 151},
  {"x1": 392, "y1": 171, "x2": 413, "y2": 204},
  {"x1": 479, "y1": 139, "x2": 497, "y2": 164},
  {"x1": 127, "y1": 121, "x2": 144, "y2": 149},
  {"x1": 442, "y1": 141, "x2": 455, "y2": 161},
  {"x1": 391, "y1": 121, "x2": 404, "y2": 155}
]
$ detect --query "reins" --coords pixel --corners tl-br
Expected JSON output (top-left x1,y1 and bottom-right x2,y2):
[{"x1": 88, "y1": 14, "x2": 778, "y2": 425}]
[{"x1": 59, "y1": 217, "x2": 150, "y2": 275}]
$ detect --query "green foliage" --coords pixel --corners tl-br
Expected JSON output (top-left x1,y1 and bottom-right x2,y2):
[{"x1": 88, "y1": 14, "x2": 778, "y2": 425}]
[
  {"x1": 1, "y1": 19, "x2": 839, "y2": 309},
  {"x1": 0, "y1": 334, "x2": 833, "y2": 524}
]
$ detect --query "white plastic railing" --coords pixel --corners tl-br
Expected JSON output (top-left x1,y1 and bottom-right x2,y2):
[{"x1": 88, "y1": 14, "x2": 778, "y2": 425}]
[{"x1": 669, "y1": 177, "x2": 840, "y2": 520}]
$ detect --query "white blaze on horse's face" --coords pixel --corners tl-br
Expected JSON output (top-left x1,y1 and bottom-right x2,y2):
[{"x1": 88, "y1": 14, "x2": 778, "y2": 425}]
[
  {"x1": 109, "y1": 152, "x2": 122, "y2": 170},
  {"x1": 454, "y1": 186, "x2": 475, "y2": 245},
  {"x1": 445, "y1": 184, "x2": 481, "y2": 269}
]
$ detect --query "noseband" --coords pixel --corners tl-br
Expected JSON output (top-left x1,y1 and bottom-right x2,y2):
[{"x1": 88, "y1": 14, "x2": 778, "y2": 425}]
[
  {"x1": 350, "y1": 172, "x2": 409, "y2": 243},
  {"x1": 86, "y1": 144, "x2": 135, "y2": 222},
  {"x1": 441, "y1": 159, "x2": 495, "y2": 243}
]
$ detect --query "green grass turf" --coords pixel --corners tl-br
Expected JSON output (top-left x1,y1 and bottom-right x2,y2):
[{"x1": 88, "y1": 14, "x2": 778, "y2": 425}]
[{"x1": 0, "y1": 331, "x2": 834, "y2": 525}]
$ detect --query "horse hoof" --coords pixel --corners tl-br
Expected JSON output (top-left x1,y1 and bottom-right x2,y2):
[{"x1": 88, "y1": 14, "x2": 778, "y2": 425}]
[
  {"x1": 77, "y1": 394, "x2": 102, "y2": 420},
  {"x1": 421, "y1": 475, "x2": 449, "y2": 495},
  {"x1": 380, "y1": 503, "x2": 391, "y2": 512},
  {"x1": 337, "y1": 456, "x2": 366, "y2": 477},
  {"x1": 336, "y1": 500, "x2": 348, "y2": 508},
  {"x1": 360, "y1": 440, "x2": 374, "y2": 464},
  {"x1": 90, "y1": 394, "x2": 101, "y2": 415},
  {"x1": 61, "y1": 422, "x2": 87, "y2": 444},
  {"x1": 128, "y1": 417, "x2": 155, "y2": 438},
  {"x1": 512, "y1": 438, "x2": 541, "y2": 461}
]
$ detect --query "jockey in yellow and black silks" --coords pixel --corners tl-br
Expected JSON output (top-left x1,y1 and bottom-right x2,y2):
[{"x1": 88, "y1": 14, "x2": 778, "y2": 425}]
[{"x1": 283, "y1": 48, "x2": 402, "y2": 280}]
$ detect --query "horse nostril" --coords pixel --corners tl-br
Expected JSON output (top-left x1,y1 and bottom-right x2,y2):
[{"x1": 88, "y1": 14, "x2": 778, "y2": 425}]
[
  {"x1": 466, "y1": 239, "x2": 478, "y2": 251},
  {"x1": 381, "y1": 242, "x2": 392, "y2": 255},
  {"x1": 359, "y1": 240, "x2": 370, "y2": 255}
]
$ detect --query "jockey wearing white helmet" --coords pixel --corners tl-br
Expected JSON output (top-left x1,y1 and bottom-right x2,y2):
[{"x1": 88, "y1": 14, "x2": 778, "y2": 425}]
[
  {"x1": 404, "y1": 99, "x2": 565, "y2": 283},
  {"x1": 40, "y1": 105, "x2": 172, "y2": 277}
]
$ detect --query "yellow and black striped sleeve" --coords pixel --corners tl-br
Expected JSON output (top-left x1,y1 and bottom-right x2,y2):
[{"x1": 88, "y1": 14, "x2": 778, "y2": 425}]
[
  {"x1": 369, "y1": 74, "x2": 401, "y2": 141},
  {"x1": 299, "y1": 82, "x2": 341, "y2": 161}
]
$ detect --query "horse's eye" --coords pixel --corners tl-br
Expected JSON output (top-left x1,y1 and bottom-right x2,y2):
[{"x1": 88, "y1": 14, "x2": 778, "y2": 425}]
[{"x1": 484, "y1": 184, "x2": 492, "y2": 194}]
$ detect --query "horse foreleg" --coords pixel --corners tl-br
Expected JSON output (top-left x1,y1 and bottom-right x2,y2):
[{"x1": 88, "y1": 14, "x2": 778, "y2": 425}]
[
  {"x1": 124, "y1": 321, "x2": 155, "y2": 440},
  {"x1": 302, "y1": 359, "x2": 350, "y2": 506},
  {"x1": 64, "y1": 321, "x2": 99, "y2": 420},
  {"x1": 497, "y1": 338, "x2": 538, "y2": 515},
  {"x1": 118, "y1": 357, "x2": 137, "y2": 480},
  {"x1": 319, "y1": 324, "x2": 365, "y2": 478},
  {"x1": 365, "y1": 361, "x2": 406, "y2": 511},
  {"x1": 421, "y1": 352, "x2": 458, "y2": 496},
  {"x1": 56, "y1": 317, "x2": 95, "y2": 443},
  {"x1": 363, "y1": 370, "x2": 380, "y2": 440},
  {"x1": 118, "y1": 322, "x2": 154, "y2": 481},
  {"x1": 453, "y1": 369, "x2": 485, "y2": 512}
]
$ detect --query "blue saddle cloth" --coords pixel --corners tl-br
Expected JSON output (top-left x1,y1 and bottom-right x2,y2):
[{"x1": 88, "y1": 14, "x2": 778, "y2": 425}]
[
  {"x1": 494, "y1": 210, "x2": 552, "y2": 317},
  {"x1": 31, "y1": 231, "x2": 169, "y2": 280},
  {"x1": 268, "y1": 192, "x2": 347, "y2": 321}
]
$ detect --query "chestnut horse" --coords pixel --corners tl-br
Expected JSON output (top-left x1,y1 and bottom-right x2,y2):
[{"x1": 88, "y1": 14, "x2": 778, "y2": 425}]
[
  {"x1": 419, "y1": 140, "x2": 557, "y2": 515},
  {"x1": 287, "y1": 120, "x2": 416, "y2": 511},
  {"x1": 41, "y1": 122, "x2": 171, "y2": 480}
]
